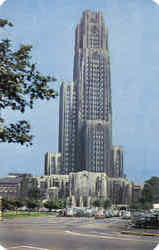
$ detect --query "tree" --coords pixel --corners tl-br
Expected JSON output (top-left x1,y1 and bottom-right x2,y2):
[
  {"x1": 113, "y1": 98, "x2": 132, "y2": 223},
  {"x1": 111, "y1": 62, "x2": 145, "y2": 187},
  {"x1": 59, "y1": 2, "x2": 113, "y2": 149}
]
[
  {"x1": 135, "y1": 176, "x2": 159, "y2": 210},
  {"x1": 141, "y1": 177, "x2": 159, "y2": 204},
  {"x1": 129, "y1": 201, "x2": 152, "y2": 210},
  {"x1": 92, "y1": 199, "x2": 105, "y2": 208},
  {"x1": 57, "y1": 199, "x2": 66, "y2": 209},
  {"x1": 141, "y1": 183, "x2": 153, "y2": 203},
  {"x1": 25, "y1": 199, "x2": 38, "y2": 210},
  {"x1": 92, "y1": 199, "x2": 112, "y2": 209},
  {"x1": 145, "y1": 177, "x2": 159, "y2": 203},
  {"x1": 43, "y1": 200, "x2": 58, "y2": 211},
  {"x1": 2, "y1": 198, "x2": 14, "y2": 210},
  {"x1": 0, "y1": 19, "x2": 57, "y2": 146},
  {"x1": 92, "y1": 199, "x2": 101, "y2": 208},
  {"x1": 2, "y1": 198, "x2": 24, "y2": 211},
  {"x1": 43, "y1": 199, "x2": 66, "y2": 211},
  {"x1": 11, "y1": 199, "x2": 24, "y2": 209},
  {"x1": 103, "y1": 199, "x2": 112, "y2": 209}
]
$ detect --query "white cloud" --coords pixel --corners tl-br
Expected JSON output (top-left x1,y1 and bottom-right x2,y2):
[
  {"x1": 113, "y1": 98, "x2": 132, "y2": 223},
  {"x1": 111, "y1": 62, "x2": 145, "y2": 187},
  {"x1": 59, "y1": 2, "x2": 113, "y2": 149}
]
[
  {"x1": 152, "y1": 0, "x2": 159, "y2": 6},
  {"x1": 0, "y1": 0, "x2": 7, "y2": 6}
]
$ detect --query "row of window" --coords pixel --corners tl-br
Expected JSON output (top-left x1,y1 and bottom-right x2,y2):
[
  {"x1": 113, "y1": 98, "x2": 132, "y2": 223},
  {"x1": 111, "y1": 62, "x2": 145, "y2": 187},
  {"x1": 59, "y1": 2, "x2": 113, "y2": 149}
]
[{"x1": 83, "y1": 115, "x2": 105, "y2": 120}]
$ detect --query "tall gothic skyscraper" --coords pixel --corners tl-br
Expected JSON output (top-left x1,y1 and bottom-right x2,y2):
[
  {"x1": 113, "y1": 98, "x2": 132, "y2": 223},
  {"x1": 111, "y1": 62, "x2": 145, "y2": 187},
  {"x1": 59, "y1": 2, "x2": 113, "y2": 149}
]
[
  {"x1": 58, "y1": 82, "x2": 74, "y2": 174},
  {"x1": 59, "y1": 10, "x2": 114, "y2": 176}
]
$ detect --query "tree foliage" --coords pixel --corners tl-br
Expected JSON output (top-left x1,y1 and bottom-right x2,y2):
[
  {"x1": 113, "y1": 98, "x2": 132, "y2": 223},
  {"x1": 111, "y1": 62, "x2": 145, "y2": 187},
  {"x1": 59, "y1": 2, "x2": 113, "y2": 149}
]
[
  {"x1": 0, "y1": 20, "x2": 57, "y2": 146},
  {"x1": 2, "y1": 198, "x2": 24, "y2": 210},
  {"x1": 141, "y1": 177, "x2": 159, "y2": 204},
  {"x1": 43, "y1": 200, "x2": 58, "y2": 211},
  {"x1": 134, "y1": 176, "x2": 159, "y2": 210},
  {"x1": 25, "y1": 199, "x2": 38, "y2": 210},
  {"x1": 2, "y1": 198, "x2": 14, "y2": 210},
  {"x1": 129, "y1": 201, "x2": 152, "y2": 210},
  {"x1": 44, "y1": 199, "x2": 66, "y2": 211},
  {"x1": 2, "y1": 197, "x2": 39, "y2": 211},
  {"x1": 92, "y1": 199, "x2": 112, "y2": 209},
  {"x1": 0, "y1": 19, "x2": 13, "y2": 28},
  {"x1": 92, "y1": 199, "x2": 101, "y2": 207},
  {"x1": 103, "y1": 199, "x2": 112, "y2": 209}
]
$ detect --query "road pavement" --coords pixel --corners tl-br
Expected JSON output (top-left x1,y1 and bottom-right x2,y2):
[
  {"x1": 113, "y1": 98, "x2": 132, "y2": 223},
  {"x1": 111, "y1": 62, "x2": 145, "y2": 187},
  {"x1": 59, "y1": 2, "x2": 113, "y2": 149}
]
[{"x1": 0, "y1": 216, "x2": 158, "y2": 250}]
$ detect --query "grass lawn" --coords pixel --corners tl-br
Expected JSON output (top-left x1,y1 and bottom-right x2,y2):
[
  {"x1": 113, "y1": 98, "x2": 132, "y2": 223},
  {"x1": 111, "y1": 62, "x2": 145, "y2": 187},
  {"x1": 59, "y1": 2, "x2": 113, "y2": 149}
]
[{"x1": 2, "y1": 211, "x2": 57, "y2": 219}]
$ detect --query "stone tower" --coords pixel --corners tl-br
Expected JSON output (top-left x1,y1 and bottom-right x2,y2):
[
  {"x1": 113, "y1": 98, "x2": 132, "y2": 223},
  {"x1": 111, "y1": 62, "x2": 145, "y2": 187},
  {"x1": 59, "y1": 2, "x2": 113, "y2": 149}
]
[{"x1": 72, "y1": 10, "x2": 112, "y2": 175}]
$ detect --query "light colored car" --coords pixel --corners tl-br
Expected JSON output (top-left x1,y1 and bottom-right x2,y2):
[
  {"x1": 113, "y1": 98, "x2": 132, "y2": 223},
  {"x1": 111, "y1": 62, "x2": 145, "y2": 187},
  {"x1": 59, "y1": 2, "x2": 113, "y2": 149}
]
[
  {"x1": 66, "y1": 208, "x2": 74, "y2": 216},
  {"x1": 0, "y1": 245, "x2": 7, "y2": 250},
  {"x1": 122, "y1": 211, "x2": 131, "y2": 219},
  {"x1": 153, "y1": 244, "x2": 159, "y2": 250},
  {"x1": 95, "y1": 213, "x2": 105, "y2": 219},
  {"x1": 95, "y1": 210, "x2": 105, "y2": 219}
]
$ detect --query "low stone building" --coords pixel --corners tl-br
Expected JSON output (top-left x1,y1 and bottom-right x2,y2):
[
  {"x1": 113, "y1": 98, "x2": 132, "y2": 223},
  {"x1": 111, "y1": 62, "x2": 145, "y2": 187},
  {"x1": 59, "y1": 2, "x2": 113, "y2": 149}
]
[
  {"x1": 108, "y1": 178, "x2": 132, "y2": 205},
  {"x1": 35, "y1": 171, "x2": 133, "y2": 207},
  {"x1": 0, "y1": 173, "x2": 33, "y2": 200},
  {"x1": 0, "y1": 177, "x2": 22, "y2": 199},
  {"x1": 0, "y1": 171, "x2": 141, "y2": 207}
]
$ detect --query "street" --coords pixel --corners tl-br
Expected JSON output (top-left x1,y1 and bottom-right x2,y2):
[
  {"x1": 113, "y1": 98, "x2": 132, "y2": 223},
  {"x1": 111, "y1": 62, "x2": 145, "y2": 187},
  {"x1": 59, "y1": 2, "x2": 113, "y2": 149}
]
[{"x1": 0, "y1": 216, "x2": 158, "y2": 250}]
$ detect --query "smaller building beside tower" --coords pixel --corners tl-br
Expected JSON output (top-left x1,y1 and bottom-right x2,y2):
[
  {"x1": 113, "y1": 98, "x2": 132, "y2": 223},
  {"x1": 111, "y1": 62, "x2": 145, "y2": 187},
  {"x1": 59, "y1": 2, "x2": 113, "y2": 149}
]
[
  {"x1": 111, "y1": 146, "x2": 124, "y2": 178},
  {"x1": 58, "y1": 82, "x2": 74, "y2": 174},
  {"x1": 44, "y1": 152, "x2": 62, "y2": 175},
  {"x1": 0, "y1": 173, "x2": 34, "y2": 200}
]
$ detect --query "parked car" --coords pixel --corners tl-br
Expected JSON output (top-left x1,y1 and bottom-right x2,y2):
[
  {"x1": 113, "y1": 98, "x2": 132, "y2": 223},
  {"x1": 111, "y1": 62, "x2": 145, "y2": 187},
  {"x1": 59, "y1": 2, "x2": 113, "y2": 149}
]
[
  {"x1": 95, "y1": 211, "x2": 105, "y2": 219},
  {"x1": 74, "y1": 209, "x2": 85, "y2": 217},
  {"x1": 66, "y1": 208, "x2": 74, "y2": 216},
  {"x1": 122, "y1": 211, "x2": 131, "y2": 219},
  {"x1": 0, "y1": 244, "x2": 7, "y2": 250},
  {"x1": 104, "y1": 210, "x2": 111, "y2": 218},
  {"x1": 133, "y1": 212, "x2": 159, "y2": 229},
  {"x1": 17, "y1": 206, "x2": 28, "y2": 211}
]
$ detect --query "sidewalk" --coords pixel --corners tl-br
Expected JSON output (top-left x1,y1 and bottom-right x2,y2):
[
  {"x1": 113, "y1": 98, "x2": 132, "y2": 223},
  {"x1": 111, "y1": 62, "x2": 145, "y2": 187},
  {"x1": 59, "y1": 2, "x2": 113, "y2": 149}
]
[{"x1": 121, "y1": 231, "x2": 159, "y2": 237}]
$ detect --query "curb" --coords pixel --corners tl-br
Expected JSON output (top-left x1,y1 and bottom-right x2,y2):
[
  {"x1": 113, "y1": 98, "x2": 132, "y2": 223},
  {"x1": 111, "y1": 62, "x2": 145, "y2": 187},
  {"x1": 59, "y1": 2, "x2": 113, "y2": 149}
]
[{"x1": 121, "y1": 231, "x2": 159, "y2": 237}]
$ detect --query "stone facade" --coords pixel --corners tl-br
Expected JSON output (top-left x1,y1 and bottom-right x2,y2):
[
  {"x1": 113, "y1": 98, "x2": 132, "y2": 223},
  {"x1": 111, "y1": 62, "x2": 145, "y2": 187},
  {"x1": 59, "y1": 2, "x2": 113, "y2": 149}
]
[
  {"x1": 43, "y1": 11, "x2": 142, "y2": 206},
  {"x1": 80, "y1": 121, "x2": 112, "y2": 174},
  {"x1": 58, "y1": 82, "x2": 74, "y2": 174},
  {"x1": 36, "y1": 171, "x2": 133, "y2": 207},
  {"x1": 0, "y1": 173, "x2": 34, "y2": 200},
  {"x1": 108, "y1": 178, "x2": 132, "y2": 205},
  {"x1": 69, "y1": 171, "x2": 108, "y2": 207},
  {"x1": 111, "y1": 146, "x2": 124, "y2": 178},
  {"x1": 58, "y1": 10, "x2": 113, "y2": 175},
  {"x1": 73, "y1": 11, "x2": 113, "y2": 174},
  {"x1": 44, "y1": 152, "x2": 62, "y2": 175}
]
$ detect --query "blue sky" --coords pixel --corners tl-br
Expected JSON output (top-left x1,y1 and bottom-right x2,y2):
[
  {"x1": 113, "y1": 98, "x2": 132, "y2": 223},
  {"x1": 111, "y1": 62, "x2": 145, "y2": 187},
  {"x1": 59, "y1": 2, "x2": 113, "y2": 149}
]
[{"x1": 0, "y1": 0, "x2": 159, "y2": 183}]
